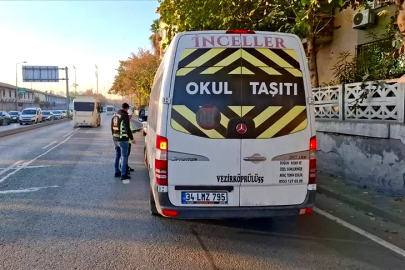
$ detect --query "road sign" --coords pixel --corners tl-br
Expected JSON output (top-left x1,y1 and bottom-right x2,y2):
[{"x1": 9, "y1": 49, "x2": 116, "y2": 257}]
[
  {"x1": 18, "y1": 88, "x2": 26, "y2": 94},
  {"x1": 22, "y1": 66, "x2": 59, "y2": 82}
]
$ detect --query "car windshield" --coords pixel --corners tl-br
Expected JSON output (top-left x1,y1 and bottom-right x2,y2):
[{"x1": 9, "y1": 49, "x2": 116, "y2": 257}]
[
  {"x1": 53, "y1": 111, "x2": 60, "y2": 114},
  {"x1": 43, "y1": 112, "x2": 51, "y2": 115},
  {"x1": 22, "y1": 110, "x2": 36, "y2": 115},
  {"x1": 9, "y1": 111, "x2": 19, "y2": 115}
]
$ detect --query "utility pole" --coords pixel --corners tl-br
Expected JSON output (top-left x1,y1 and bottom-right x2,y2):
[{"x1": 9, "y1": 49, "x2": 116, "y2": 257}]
[
  {"x1": 15, "y1": 61, "x2": 27, "y2": 110},
  {"x1": 73, "y1": 65, "x2": 77, "y2": 94},
  {"x1": 95, "y1": 64, "x2": 98, "y2": 94}
]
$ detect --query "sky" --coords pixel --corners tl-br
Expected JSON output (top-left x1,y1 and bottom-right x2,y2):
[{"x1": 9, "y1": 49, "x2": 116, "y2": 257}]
[{"x1": 0, "y1": 0, "x2": 159, "y2": 99}]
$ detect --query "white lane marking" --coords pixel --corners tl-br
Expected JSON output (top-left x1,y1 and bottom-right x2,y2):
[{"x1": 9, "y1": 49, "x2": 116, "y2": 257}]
[
  {"x1": 122, "y1": 180, "x2": 130, "y2": 184},
  {"x1": 0, "y1": 135, "x2": 73, "y2": 184},
  {"x1": 63, "y1": 127, "x2": 81, "y2": 138},
  {"x1": 63, "y1": 132, "x2": 73, "y2": 138},
  {"x1": 314, "y1": 207, "x2": 405, "y2": 258},
  {"x1": 41, "y1": 141, "x2": 57, "y2": 149},
  {"x1": 0, "y1": 160, "x2": 24, "y2": 177},
  {"x1": 0, "y1": 185, "x2": 58, "y2": 194},
  {"x1": 15, "y1": 165, "x2": 50, "y2": 169}
]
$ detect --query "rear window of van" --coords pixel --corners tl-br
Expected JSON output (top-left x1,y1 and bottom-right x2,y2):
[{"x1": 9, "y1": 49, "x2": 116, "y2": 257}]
[{"x1": 170, "y1": 47, "x2": 307, "y2": 139}]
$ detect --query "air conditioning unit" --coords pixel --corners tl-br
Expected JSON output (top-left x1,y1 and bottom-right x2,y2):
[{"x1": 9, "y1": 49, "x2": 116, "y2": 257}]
[{"x1": 353, "y1": 9, "x2": 376, "y2": 29}]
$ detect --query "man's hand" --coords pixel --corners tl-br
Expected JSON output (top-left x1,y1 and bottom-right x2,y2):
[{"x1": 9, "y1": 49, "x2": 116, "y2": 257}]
[{"x1": 132, "y1": 139, "x2": 136, "y2": 144}]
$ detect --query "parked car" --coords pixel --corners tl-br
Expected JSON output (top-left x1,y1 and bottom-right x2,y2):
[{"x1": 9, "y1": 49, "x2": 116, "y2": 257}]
[
  {"x1": 138, "y1": 108, "x2": 148, "y2": 136},
  {"x1": 42, "y1": 111, "x2": 55, "y2": 121},
  {"x1": 61, "y1": 110, "x2": 67, "y2": 118},
  {"x1": 8, "y1": 111, "x2": 20, "y2": 123},
  {"x1": 52, "y1": 110, "x2": 62, "y2": 120},
  {"x1": 0, "y1": 111, "x2": 11, "y2": 125},
  {"x1": 20, "y1": 108, "x2": 42, "y2": 125}
]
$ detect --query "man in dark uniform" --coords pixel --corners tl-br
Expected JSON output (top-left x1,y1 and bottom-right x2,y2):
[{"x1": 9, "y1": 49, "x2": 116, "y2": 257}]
[{"x1": 111, "y1": 103, "x2": 134, "y2": 180}]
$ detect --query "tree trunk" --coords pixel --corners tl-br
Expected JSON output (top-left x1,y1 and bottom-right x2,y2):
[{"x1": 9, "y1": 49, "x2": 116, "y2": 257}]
[
  {"x1": 307, "y1": 7, "x2": 319, "y2": 88},
  {"x1": 396, "y1": 1, "x2": 405, "y2": 36}
]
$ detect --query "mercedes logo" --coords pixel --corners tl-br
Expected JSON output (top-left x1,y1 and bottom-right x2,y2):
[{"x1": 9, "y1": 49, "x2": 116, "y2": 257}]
[{"x1": 236, "y1": 123, "x2": 247, "y2": 134}]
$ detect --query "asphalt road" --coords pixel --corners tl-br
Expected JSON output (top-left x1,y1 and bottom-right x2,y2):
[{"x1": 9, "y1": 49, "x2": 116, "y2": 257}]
[
  {"x1": 0, "y1": 115, "x2": 404, "y2": 270},
  {"x1": 0, "y1": 122, "x2": 22, "y2": 131}
]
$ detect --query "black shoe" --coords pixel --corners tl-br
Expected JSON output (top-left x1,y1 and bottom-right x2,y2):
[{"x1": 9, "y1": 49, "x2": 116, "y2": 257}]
[
  {"x1": 121, "y1": 175, "x2": 131, "y2": 180},
  {"x1": 127, "y1": 166, "x2": 135, "y2": 172},
  {"x1": 114, "y1": 172, "x2": 121, "y2": 177}
]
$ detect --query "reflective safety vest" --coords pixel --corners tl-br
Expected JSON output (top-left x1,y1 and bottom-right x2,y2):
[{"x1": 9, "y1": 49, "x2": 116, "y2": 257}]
[{"x1": 112, "y1": 113, "x2": 128, "y2": 139}]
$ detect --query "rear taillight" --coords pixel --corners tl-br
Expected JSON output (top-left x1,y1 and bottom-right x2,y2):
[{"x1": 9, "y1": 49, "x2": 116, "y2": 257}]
[
  {"x1": 155, "y1": 135, "x2": 168, "y2": 186},
  {"x1": 226, "y1": 30, "x2": 255, "y2": 34},
  {"x1": 162, "y1": 209, "x2": 178, "y2": 217},
  {"x1": 309, "y1": 136, "x2": 317, "y2": 184}
]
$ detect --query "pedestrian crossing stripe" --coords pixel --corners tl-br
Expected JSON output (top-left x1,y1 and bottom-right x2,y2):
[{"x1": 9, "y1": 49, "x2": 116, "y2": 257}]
[
  {"x1": 170, "y1": 105, "x2": 307, "y2": 139},
  {"x1": 176, "y1": 48, "x2": 301, "y2": 77}
]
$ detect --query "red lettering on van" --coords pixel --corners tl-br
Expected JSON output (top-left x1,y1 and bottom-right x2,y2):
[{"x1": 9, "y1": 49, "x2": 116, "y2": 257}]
[
  {"x1": 192, "y1": 35, "x2": 200, "y2": 48},
  {"x1": 231, "y1": 36, "x2": 241, "y2": 46},
  {"x1": 242, "y1": 36, "x2": 252, "y2": 46},
  {"x1": 275, "y1": 37, "x2": 286, "y2": 48},
  {"x1": 202, "y1": 36, "x2": 215, "y2": 47},
  {"x1": 264, "y1": 37, "x2": 274, "y2": 47},
  {"x1": 253, "y1": 36, "x2": 263, "y2": 47},
  {"x1": 217, "y1": 36, "x2": 229, "y2": 46}
]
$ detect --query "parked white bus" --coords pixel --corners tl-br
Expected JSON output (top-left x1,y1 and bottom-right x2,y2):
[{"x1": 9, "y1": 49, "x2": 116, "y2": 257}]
[
  {"x1": 106, "y1": 105, "x2": 115, "y2": 115},
  {"x1": 72, "y1": 96, "x2": 101, "y2": 128}
]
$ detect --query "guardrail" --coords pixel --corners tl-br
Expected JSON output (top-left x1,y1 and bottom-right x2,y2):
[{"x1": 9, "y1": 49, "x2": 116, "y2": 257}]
[{"x1": 0, "y1": 118, "x2": 71, "y2": 138}]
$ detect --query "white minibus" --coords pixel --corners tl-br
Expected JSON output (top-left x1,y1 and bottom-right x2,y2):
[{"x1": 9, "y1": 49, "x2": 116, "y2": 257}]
[
  {"x1": 72, "y1": 96, "x2": 101, "y2": 128},
  {"x1": 144, "y1": 30, "x2": 316, "y2": 219}
]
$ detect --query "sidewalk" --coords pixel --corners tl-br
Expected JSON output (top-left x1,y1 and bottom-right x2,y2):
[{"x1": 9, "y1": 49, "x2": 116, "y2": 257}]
[{"x1": 317, "y1": 174, "x2": 405, "y2": 226}]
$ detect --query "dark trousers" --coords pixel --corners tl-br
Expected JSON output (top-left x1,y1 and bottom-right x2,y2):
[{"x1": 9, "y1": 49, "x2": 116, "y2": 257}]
[{"x1": 127, "y1": 143, "x2": 132, "y2": 169}]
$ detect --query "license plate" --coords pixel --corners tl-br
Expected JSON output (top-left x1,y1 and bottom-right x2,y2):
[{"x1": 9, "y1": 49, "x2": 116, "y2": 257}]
[{"x1": 181, "y1": 192, "x2": 228, "y2": 204}]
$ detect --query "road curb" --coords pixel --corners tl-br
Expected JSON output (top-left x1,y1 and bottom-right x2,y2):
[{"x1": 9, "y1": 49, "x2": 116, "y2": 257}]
[
  {"x1": 317, "y1": 185, "x2": 405, "y2": 226},
  {"x1": 0, "y1": 119, "x2": 71, "y2": 138}
]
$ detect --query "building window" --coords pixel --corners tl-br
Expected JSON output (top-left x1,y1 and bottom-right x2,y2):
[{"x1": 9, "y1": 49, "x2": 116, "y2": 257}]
[{"x1": 356, "y1": 38, "x2": 394, "y2": 75}]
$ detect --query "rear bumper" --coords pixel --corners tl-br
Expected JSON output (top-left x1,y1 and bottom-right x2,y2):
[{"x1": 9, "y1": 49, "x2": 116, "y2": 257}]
[{"x1": 154, "y1": 188, "x2": 316, "y2": 219}]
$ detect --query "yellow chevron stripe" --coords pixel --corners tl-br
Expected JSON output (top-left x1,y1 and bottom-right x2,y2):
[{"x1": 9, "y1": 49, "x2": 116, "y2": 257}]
[
  {"x1": 176, "y1": 68, "x2": 194, "y2": 76},
  {"x1": 242, "y1": 50, "x2": 267, "y2": 66},
  {"x1": 259, "y1": 67, "x2": 282, "y2": 75},
  {"x1": 180, "y1": 49, "x2": 197, "y2": 61},
  {"x1": 187, "y1": 48, "x2": 225, "y2": 67},
  {"x1": 201, "y1": 67, "x2": 223, "y2": 74},
  {"x1": 228, "y1": 66, "x2": 254, "y2": 75},
  {"x1": 285, "y1": 68, "x2": 302, "y2": 77},
  {"x1": 171, "y1": 119, "x2": 190, "y2": 134},
  {"x1": 220, "y1": 113, "x2": 229, "y2": 128},
  {"x1": 242, "y1": 106, "x2": 254, "y2": 116},
  {"x1": 214, "y1": 49, "x2": 241, "y2": 66},
  {"x1": 254, "y1": 106, "x2": 282, "y2": 127},
  {"x1": 172, "y1": 105, "x2": 223, "y2": 138},
  {"x1": 258, "y1": 106, "x2": 306, "y2": 138},
  {"x1": 283, "y1": 49, "x2": 299, "y2": 61},
  {"x1": 228, "y1": 106, "x2": 241, "y2": 117},
  {"x1": 257, "y1": 49, "x2": 302, "y2": 77},
  {"x1": 291, "y1": 119, "x2": 308, "y2": 133}
]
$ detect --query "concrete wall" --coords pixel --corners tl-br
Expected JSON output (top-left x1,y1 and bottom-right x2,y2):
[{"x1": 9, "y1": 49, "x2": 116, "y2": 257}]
[
  {"x1": 317, "y1": 5, "x2": 396, "y2": 85},
  {"x1": 317, "y1": 120, "x2": 405, "y2": 195}
]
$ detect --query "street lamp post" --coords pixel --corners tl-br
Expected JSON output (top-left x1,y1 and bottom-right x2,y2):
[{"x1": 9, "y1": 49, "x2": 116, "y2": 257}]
[
  {"x1": 95, "y1": 64, "x2": 98, "y2": 94},
  {"x1": 15, "y1": 61, "x2": 27, "y2": 110},
  {"x1": 73, "y1": 65, "x2": 77, "y2": 94}
]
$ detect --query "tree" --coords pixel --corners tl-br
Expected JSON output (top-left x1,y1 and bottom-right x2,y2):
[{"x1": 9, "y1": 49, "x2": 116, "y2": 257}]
[
  {"x1": 156, "y1": 0, "x2": 366, "y2": 87},
  {"x1": 150, "y1": 19, "x2": 162, "y2": 56},
  {"x1": 109, "y1": 48, "x2": 160, "y2": 106}
]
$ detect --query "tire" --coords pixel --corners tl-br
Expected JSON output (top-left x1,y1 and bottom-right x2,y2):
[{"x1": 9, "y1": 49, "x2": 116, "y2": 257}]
[
  {"x1": 150, "y1": 189, "x2": 159, "y2": 216},
  {"x1": 7, "y1": 121, "x2": 10, "y2": 125},
  {"x1": 20, "y1": 123, "x2": 23, "y2": 125}
]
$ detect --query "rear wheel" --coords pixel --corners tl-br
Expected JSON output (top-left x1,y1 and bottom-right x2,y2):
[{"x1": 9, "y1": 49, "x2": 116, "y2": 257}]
[{"x1": 150, "y1": 189, "x2": 159, "y2": 216}]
